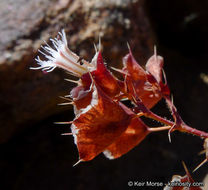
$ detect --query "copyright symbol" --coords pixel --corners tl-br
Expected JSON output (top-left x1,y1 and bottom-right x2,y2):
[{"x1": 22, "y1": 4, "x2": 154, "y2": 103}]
[{"x1": 128, "y1": 181, "x2": 133, "y2": 186}]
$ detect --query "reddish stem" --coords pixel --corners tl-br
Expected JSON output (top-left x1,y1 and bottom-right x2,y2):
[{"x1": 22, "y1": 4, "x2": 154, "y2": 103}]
[
  {"x1": 141, "y1": 111, "x2": 208, "y2": 139},
  {"x1": 179, "y1": 124, "x2": 208, "y2": 138}
]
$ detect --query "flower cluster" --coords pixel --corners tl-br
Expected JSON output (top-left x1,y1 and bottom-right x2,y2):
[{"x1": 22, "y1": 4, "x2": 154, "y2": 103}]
[{"x1": 31, "y1": 30, "x2": 208, "y2": 170}]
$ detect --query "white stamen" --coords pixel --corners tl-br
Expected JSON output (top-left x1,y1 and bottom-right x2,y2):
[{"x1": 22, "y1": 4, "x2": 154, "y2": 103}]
[{"x1": 30, "y1": 29, "x2": 96, "y2": 76}]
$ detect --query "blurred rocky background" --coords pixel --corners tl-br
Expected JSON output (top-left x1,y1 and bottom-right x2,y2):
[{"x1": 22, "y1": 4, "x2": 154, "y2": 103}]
[{"x1": 0, "y1": 0, "x2": 208, "y2": 189}]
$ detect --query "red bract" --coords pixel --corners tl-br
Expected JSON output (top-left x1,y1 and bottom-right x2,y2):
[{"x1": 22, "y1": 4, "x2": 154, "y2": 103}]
[
  {"x1": 80, "y1": 52, "x2": 122, "y2": 98},
  {"x1": 122, "y1": 50, "x2": 170, "y2": 109},
  {"x1": 121, "y1": 49, "x2": 204, "y2": 140},
  {"x1": 103, "y1": 117, "x2": 150, "y2": 159},
  {"x1": 71, "y1": 82, "x2": 133, "y2": 162}
]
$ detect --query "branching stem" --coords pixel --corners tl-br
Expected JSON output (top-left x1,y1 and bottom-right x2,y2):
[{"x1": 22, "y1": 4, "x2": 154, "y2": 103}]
[{"x1": 137, "y1": 111, "x2": 208, "y2": 138}]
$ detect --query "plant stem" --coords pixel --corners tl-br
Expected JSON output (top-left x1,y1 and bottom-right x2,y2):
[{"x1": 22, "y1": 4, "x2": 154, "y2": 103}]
[
  {"x1": 144, "y1": 111, "x2": 173, "y2": 126},
  {"x1": 179, "y1": 125, "x2": 208, "y2": 138},
  {"x1": 139, "y1": 111, "x2": 208, "y2": 139}
]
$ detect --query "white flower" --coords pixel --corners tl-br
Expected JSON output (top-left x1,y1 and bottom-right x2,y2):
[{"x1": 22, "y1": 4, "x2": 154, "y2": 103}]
[{"x1": 30, "y1": 29, "x2": 95, "y2": 77}]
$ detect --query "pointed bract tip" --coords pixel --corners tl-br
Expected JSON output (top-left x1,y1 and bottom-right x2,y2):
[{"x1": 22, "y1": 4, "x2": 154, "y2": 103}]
[
  {"x1": 64, "y1": 78, "x2": 80, "y2": 84},
  {"x1": 73, "y1": 159, "x2": 83, "y2": 167},
  {"x1": 110, "y1": 66, "x2": 129, "y2": 76},
  {"x1": 154, "y1": 45, "x2": 158, "y2": 64},
  {"x1": 154, "y1": 45, "x2": 157, "y2": 56},
  {"x1": 127, "y1": 42, "x2": 131, "y2": 52},
  {"x1": 59, "y1": 96, "x2": 72, "y2": 101},
  {"x1": 193, "y1": 159, "x2": 207, "y2": 173},
  {"x1": 54, "y1": 121, "x2": 73, "y2": 124},
  {"x1": 198, "y1": 150, "x2": 206, "y2": 155},
  {"x1": 98, "y1": 34, "x2": 102, "y2": 52},
  {"x1": 182, "y1": 161, "x2": 190, "y2": 176},
  {"x1": 162, "y1": 69, "x2": 167, "y2": 85},
  {"x1": 64, "y1": 94, "x2": 72, "y2": 98},
  {"x1": 57, "y1": 102, "x2": 74, "y2": 106},
  {"x1": 126, "y1": 42, "x2": 133, "y2": 56},
  {"x1": 93, "y1": 43, "x2": 98, "y2": 53},
  {"x1": 95, "y1": 51, "x2": 106, "y2": 72},
  {"x1": 171, "y1": 95, "x2": 174, "y2": 104},
  {"x1": 61, "y1": 133, "x2": 73, "y2": 135}
]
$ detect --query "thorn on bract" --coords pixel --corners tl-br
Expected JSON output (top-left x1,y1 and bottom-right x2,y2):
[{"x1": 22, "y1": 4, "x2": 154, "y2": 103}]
[
  {"x1": 171, "y1": 95, "x2": 174, "y2": 104},
  {"x1": 65, "y1": 71, "x2": 80, "y2": 78},
  {"x1": 59, "y1": 96, "x2": 72, "y2": 101},
  {"x1": 73, "y1": 159, "x2": 82, "y2": 167},
  {"x1": 54, "y1": 121, "x2": 73, "y2": 124},
  {"x1": 57, "y1": 102, "x2": 74, "y2": 106},
  {"x1": 182, "y1": 161, "x2": 189, "y2": 176},
  {"x1": 64, "y1": 78, "x2": 80, "y2": 84},
  {"x1": 198, "y1": 150, "x2": 206, "y2": 155},
  {"x1": 193, "y1": 159, "x2": 207, "y2": 173},
  {"x1": 162, "y1": 69, "x2": 167, "y2": 85},
  {"x1": 93, "y1": 43, "x2": 98, "y2": 53},
  {"x1": 61, "y1": 133, "x2": 73, "y2": 135},
  {"x1": 110, "y1": 67, "x2": 129, "y2": 76},
  {"x1": 64, "y1": 94, "x2": 72, "y2": 98},
  {"x1": 98, "y1": 34, "x2": 102, "y2": 52},
  {"x1": 127, "y1": 42, "x2": 131, "y2": 52},
  {"x1": 154, "y1": 45, "x2": 157, "y2": 57}
]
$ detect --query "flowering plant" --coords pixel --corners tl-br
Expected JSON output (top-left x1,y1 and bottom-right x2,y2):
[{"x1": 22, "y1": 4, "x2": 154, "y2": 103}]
[{"x1": 30, "y1": 30, "x2": 208, "y2": 175}]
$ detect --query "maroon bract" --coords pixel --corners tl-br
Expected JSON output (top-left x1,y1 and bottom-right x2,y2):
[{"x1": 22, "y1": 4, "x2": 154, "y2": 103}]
[
  {"x1": 122, "y1": 50, "x2": 170, "y2": 109},
  {"x1": 71, "y1": 82, "x2": 133, "y2": 162},
  {"x1": 80, "y1": 52, "x2": 122, "y2": 98},
  {"x1": 103, "y1": 117, "x2": 150, "y2": 159}
]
